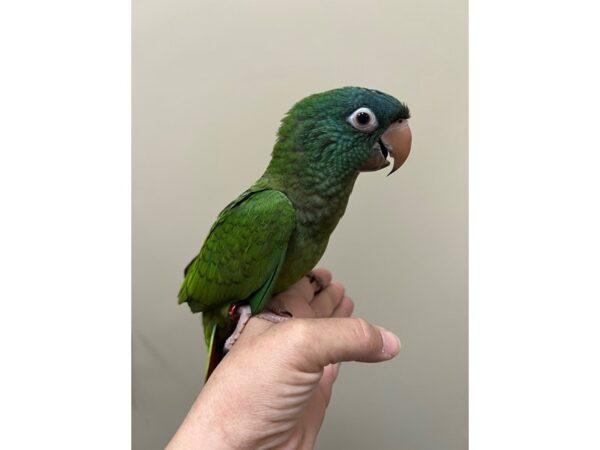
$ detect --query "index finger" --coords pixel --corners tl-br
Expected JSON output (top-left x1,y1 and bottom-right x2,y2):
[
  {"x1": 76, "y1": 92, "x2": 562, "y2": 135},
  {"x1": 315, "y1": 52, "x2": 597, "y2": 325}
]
[{"x1": 280, "y1": 268, "x2": 333, "y2": 304}]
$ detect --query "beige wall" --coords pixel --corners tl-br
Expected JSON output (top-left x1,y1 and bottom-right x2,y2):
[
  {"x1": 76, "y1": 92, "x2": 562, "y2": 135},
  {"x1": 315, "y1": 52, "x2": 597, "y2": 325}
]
[{"x1": 133, "y1": 0, "x2": 467, "y2": 448}]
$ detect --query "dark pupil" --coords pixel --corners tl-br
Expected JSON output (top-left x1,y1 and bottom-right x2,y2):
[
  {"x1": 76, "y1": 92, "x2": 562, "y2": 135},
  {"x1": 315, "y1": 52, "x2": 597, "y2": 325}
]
[{"x1": 356, "y1": 111, "x2": 371, "y2": 125}]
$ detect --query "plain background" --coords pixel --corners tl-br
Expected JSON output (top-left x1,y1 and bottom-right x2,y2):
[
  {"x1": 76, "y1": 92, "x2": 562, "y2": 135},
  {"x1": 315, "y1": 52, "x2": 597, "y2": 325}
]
[{"x1": 133, "y1": 0, "x2": 467, "y2": 449}]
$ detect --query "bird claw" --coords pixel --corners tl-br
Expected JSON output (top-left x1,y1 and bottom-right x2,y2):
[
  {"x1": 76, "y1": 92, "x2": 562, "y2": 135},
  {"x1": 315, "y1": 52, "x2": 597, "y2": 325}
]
[
  {"x1": 255, "y1": 310, "x2": 292, "y2": 323},
  {"x1": 224, "y1": 272, "x2": 325, "y2": 351},
  {"x1": 307, "y1": 271, "x2": 326, "y2": 294}
]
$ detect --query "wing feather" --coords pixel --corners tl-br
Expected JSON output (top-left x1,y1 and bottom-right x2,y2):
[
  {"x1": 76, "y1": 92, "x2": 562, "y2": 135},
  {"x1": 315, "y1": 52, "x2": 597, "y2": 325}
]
[{"x1": 179, "y1": 189, "x2": 296, "y2": 313}]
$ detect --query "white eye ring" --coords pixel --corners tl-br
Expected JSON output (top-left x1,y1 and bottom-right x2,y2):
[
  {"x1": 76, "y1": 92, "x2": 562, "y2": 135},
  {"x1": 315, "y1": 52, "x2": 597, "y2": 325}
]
[{"x1": 347, "y1": 107, "x2": 378, "y2": 132}]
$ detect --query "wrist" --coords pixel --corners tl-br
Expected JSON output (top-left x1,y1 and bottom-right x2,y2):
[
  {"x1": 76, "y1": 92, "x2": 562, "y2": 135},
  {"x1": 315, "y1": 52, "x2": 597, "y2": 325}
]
[{"x1": 166, "y1": 391, "x2": 243, "y2": 450}]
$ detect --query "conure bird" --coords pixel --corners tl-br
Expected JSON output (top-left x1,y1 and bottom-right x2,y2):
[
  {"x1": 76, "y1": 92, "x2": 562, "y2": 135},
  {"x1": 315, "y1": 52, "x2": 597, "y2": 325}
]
[{"x1": 179, "y1": 86, "x2": 412, "y2": 379}]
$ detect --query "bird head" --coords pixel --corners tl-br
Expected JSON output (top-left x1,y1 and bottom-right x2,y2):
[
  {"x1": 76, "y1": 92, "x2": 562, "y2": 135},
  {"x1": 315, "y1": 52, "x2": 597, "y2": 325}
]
[{"x1": 274, "y1": 86, "x2": 411, "y2": 176}]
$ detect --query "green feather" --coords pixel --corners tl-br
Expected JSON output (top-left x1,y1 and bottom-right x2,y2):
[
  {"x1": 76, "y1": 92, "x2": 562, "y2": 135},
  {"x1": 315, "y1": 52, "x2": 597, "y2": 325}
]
[
  {"x1": 179, "y1": 189, "x2": 295, "y2": 311},
  {"x1": 179, "y1": 189, "x2": 296, "y2": 377},
  {"x1": 179, "y1": 86, "x2": 410, "y2": 377},
  {"x1": 248, "y1": 246, "x2": 287, "y2": 315}
]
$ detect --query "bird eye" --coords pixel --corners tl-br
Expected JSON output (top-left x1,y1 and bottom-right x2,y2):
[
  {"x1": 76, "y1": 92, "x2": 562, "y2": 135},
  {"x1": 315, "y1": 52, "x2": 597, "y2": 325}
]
[{"x1": 348, "y1": 107, "x2": 378, "y2": 132}]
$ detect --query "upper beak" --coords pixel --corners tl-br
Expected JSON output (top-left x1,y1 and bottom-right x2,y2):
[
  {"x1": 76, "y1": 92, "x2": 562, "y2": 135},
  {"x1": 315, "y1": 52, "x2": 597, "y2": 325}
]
[
  {"x1": 381, "y1": 120, "x2": 412, "y2": 175},
  {"x1": 359, "y1": 120, "x2": 412, "y2": 175}
]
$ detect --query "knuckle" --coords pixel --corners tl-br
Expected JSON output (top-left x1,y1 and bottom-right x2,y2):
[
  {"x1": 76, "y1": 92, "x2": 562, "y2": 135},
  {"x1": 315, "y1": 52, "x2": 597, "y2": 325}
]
[
  {"x1": 352, "y1": 318, "x2": 377, "y2": 349},
  {"x1": 287, "y1": 319, "x2": 312, "y2": 346},
  {"x1": 343, "y1": 296, "x2": 355, "y2": 313},
  {"x1": 315, "y1": 267, "x2": 332, "y2": 279},
  {"x1": 330, "y1": 282, "x2": 345, "y2": 299},
  {"x1": 277, "y1": 291, "x2": 295, "y2": 305}
]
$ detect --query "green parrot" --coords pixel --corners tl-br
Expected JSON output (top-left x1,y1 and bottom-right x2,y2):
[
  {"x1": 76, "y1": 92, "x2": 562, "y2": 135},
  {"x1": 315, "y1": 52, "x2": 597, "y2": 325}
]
[{"x1": 179, "y1": 86, "x2": 412, "y2": 378}]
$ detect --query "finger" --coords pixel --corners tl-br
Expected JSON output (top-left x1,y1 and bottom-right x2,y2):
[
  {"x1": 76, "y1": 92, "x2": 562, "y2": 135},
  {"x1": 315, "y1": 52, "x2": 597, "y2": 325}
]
[
  {"x1": 269, "y1": 293, "x2": 316, "y2": 319},
  {"x1": 311, "y1": 267, "x2": 332, "y2": 287},
  {"x1": 275, "y1": 268, "x2": 333, "y2": 306},
  {"x1": 332, "y1": 296, "x2": 354, "y2": 318},
  {"x1": 283, "y1": 276, "x2": 316, "y2": 304},
  {"x1": 311, "y1": 282, "x2": 345, "y2": 318},
  {"x1": 280, "y1": 318, "x2": 401, "y2": 372},
  {"x1": 329, "y1": 362, "x2": 341, "y2": 381},
  {"x1": 319, "y1": 364, "x2": 338, "y2": 405},
  {"x1": 307, "y1": 268, "x2": 332, "y2": 298}
]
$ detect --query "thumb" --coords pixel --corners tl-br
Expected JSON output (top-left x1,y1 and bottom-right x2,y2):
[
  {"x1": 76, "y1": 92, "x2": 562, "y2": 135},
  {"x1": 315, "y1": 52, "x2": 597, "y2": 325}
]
[{"x1": 279, "y1": 318, "x2": 401, "y2": 373}]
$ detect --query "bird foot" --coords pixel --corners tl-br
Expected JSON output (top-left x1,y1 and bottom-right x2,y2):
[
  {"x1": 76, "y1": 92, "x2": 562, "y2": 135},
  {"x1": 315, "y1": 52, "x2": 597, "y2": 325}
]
[
  {"x1": 255, "y1": 310, "x2": 292, "y2": 323},
  {"x1": 252, "y1": 271, "x2": 324, "y2": 325},
  {"x1": 223, "y1": 305, "x2": 252, "y2": 352},
  {"x1": 224, "y1": 274, "x2": 326, "y2": 351},
  {"x1": 223, "y1": 300, "x2": 295, "y2": 353},
  {"x1": 255, "y1": 299, "x2": 294, "y2": 323}
]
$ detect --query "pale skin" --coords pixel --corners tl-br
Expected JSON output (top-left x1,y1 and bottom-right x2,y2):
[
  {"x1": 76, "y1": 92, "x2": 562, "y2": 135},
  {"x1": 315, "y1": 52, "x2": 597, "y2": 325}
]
[{"x1": 167, "y1": 268, "x2": 401, "y2": 450}]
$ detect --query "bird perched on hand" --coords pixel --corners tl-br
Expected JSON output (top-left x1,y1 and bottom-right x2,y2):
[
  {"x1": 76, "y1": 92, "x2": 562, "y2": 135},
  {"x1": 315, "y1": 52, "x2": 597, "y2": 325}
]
[{"x1": 179, "y1": 86, "x2": 412, "y2": 379}]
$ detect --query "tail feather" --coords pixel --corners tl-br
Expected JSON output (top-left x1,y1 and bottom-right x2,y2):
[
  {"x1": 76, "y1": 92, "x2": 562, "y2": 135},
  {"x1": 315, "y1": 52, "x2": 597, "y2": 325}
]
[
  {"x1": 202, "y1": 308, "x2": 232, "y2": 381},
  {"x1": 204, "y1": 324, "x2": 224, "y2": 380}
]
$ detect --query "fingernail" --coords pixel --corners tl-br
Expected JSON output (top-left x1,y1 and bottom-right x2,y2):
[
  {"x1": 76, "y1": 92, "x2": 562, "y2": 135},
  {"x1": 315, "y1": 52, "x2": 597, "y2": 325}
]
[{"x1": 380, "y1": 329, "x2": 401, "y2": 357}]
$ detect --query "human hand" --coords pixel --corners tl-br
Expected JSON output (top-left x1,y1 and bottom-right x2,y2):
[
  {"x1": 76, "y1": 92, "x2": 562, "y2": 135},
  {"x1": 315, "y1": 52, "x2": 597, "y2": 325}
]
[{"x1": 167, "y1": 268, "x2": 401, "y2": 450}]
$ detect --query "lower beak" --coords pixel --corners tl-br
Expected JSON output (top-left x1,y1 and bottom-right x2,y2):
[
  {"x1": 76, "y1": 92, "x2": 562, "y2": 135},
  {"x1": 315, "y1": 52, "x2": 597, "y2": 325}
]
[{"x1": 359, "y1": 120, "x2": 412, "y2": 175}]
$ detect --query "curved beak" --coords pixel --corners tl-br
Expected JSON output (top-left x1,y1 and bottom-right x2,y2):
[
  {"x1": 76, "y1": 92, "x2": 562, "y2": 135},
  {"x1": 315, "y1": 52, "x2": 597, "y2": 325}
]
[
  {"x1": 381, "y1": 120, "x2": 412, "y2": 175},
  {"x1": 359, "y1": 120, "x2": 412, "y2": 175}
]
